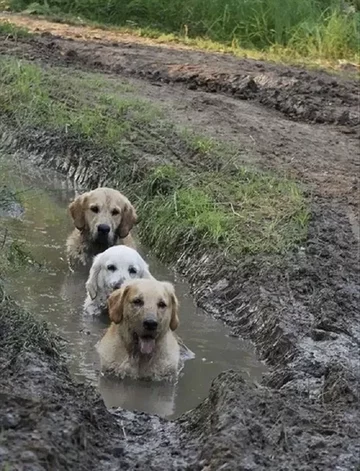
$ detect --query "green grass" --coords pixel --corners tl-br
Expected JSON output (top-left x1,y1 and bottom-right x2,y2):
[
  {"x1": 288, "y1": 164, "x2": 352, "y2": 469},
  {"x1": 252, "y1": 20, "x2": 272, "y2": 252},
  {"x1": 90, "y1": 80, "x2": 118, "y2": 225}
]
[
  {"x1": 0, "y1": 19, "x2": 31, "y2": 37},
  {"x1": 0, "y1": 56, "x2": 310, "y2": 259},
  {"x1": 5, "y1": 0, "x2": 360, "y2": 61},
  {"x1": 137, "y1": 166, "x2": 309, "y2": 257}
]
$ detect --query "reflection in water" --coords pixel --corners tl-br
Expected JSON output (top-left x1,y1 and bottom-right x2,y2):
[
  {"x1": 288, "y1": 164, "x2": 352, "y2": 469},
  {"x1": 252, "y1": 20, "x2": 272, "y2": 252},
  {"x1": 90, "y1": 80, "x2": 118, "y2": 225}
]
[
  {"x1": 1, "y1": 154, "x2": 267, "y2": 418},
  {"x1": 100, "y1": 375, "x2": 177, "y2": 417}
]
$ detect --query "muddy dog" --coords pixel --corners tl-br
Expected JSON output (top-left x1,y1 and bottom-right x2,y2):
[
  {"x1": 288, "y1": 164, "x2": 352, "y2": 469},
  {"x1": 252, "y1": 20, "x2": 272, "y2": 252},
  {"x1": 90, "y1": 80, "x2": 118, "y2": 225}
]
[
  {"x1": 66, "y1": 187, "x2": 137, "y2": 269},
  {"x1": 84, "y1": 245, "x2": 153, "y2": 316},
  {"x1": 96, "y1": 279, "x2": 181, "y2": 381}
]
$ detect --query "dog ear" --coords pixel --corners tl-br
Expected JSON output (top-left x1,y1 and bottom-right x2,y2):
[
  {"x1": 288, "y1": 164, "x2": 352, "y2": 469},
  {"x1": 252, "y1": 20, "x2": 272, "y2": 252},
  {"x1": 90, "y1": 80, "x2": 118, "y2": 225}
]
[
  {"x1": 108, "y1": 285, "x2": 130, "y2": 324},
  {"x1": 85, "y1": 255, "x2": 102, "y2": 300},
  {"x1": 68, "y1": 194, "x2": 87, "y2": 230},
  {"x1": 117, "y1": 202, "x2": 138, "y2": 239},
  {"x1": 142, "y1": 263, "x2": 155, "y2": 280},
  {"x1": 163, "y1": 282, "x2": 179, "y2": 331}
]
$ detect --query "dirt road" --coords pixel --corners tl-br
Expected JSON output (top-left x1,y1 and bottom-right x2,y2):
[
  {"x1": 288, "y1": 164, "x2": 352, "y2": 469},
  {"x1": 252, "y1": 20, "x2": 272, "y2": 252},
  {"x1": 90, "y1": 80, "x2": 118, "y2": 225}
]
[
  {"x1": 1, "y1": 14, "x2": 360, "y2": 206},
  {"x1": 0, "y1": 13, "x2": 359, "y2": 471}
]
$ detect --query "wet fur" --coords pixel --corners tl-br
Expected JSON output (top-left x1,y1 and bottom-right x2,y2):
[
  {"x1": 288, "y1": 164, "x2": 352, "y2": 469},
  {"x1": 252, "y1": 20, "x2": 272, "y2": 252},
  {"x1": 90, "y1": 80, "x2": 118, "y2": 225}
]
[
  {"x1": 66, "y1": 187, "x2": 137, "y2": 269},
  {"x1": 96, "y1": 279, "x2": 181, "y2": 381},
  {"x1": 83, "y1": 246, "x2": 154, "y2": 317}
]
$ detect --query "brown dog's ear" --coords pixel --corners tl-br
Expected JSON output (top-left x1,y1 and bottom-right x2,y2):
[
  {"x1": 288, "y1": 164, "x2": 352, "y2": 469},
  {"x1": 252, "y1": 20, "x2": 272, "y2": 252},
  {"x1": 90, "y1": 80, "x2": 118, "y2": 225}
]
[
  {"x1": 108, "y1": 285, "x2": 130, "y2": 324},
  {"x1": 117, "y1": 202, "x2": 138, "y2": 239},
  {"x1": 163, "y1": 282, "x2": 179, "y2": 331},
  {"x1": 68, "y1": 194, "x2": 87, "y2": 230}
]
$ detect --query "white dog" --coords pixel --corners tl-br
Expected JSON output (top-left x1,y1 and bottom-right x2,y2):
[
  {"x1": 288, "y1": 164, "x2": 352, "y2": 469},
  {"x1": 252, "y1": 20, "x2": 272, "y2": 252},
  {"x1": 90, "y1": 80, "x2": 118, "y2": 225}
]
[{"x1": 84, "y1": 245, "x2": 153, "y2": 316}]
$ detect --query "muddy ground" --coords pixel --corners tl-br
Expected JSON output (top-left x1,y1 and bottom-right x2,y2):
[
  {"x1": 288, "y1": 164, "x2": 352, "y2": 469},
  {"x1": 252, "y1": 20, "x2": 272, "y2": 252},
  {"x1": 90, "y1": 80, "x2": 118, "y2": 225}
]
[{"x1": 0, "y1": 13, "x2": 360, "y2": 471}]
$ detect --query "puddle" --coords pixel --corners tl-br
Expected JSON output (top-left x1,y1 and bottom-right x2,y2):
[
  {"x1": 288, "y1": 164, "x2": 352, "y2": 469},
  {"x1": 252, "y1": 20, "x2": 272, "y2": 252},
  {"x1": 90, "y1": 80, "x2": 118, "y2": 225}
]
[{"x1": 0, "y1": 153, "x2": 267, "y2": 418}]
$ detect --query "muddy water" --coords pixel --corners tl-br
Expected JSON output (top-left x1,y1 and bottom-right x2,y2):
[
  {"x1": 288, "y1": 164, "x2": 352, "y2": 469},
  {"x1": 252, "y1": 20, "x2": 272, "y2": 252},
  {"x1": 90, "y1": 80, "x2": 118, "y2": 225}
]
[{"x1": 1, "y1": 153, "x2": 266, "y2": 418}]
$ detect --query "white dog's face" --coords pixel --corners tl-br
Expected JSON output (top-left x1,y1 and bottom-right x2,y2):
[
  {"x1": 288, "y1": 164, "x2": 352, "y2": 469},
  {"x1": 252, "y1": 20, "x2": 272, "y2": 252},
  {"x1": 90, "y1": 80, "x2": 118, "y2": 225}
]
[{"x1": 86, "y1": 246, "x2": 153, "y2": 303}]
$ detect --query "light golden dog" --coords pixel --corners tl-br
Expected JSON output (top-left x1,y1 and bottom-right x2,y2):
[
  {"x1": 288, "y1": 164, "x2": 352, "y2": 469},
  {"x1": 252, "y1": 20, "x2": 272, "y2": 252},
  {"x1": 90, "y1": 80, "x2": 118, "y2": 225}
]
[
  {"x1": 96, "y1": 279, "x2": 181, "y2": 381},
  {"x1": 66, "y1": 187, "x2": 137, "y2": 268}
]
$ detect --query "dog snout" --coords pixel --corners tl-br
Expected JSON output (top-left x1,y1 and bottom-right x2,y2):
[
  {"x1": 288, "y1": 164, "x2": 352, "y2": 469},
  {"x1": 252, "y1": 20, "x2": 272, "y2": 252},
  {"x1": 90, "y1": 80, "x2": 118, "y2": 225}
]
[
  {"x1": 112, "y1": 280, "x2": 123, "y2": 290},
  {"x1": 97, "y1": 224, "x2": 111, "y2": 235},
  {"x1": 143, "y1": 318, "x2": 158, "y2": 331}
]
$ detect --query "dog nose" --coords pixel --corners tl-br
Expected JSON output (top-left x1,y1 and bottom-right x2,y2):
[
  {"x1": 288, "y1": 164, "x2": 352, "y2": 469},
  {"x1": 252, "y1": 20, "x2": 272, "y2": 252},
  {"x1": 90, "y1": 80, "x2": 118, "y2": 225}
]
[
  {"x1": 97, "y1": 224, "x2": 110, "y2": 234},
  {"x1": 143, "y1": 318, "x2": 158, "y2": 331},
  {"x1": 112, "y1": 281, "x2": 123, "y2": 290}
]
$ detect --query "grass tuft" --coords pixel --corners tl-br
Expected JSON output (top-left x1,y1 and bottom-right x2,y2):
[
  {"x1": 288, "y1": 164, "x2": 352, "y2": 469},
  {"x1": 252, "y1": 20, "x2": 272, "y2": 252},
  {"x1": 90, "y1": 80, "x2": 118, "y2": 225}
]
[
  {"x1": 139, "y1": 184, "x2": 232, "y2": 257},
  {"x1": 131, "y1": 166, "x2": 309, "y2": 259},
  {"x1": 0, "y1": 56, "x2": 310, "y2": 259},
  {"x1": 0, "y1": 19, "x2": 31, "y2": 37}
]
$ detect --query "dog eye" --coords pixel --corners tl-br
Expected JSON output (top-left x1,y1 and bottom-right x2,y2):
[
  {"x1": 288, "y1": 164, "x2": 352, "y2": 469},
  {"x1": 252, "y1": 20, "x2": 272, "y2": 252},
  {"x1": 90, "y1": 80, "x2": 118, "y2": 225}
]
[
  {"x1": 128, "y1": 266, "x2": 137, "y2": 275},
  {"x1": 132, "y1": 298, "x2": 144, "y2": 306},
  {"x1": 158, "y1": 300, "x2": 167, "y2": 308},
  {"x1": 111, "y1": 208, "x2": 120, "y2": 216},
  {"x1": 107, "y1": 264, "x2": 116, "y2": 272},
  {"x1": 90, "y1": 206, "x2": 99, "y2": 213}
]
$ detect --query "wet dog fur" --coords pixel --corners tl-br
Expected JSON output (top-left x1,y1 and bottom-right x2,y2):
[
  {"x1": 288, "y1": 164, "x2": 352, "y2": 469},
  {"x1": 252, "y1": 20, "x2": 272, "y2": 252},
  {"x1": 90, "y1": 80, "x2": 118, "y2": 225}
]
[
  {"x1": 96, "y1": 279, "x2": 180, "y2": 381},
  {"x1": 84, "y1": 246, "x2": 153, "y2": 316},
  {"x1": 66, "y1": 187, "x2": 137, "y2": 268}
]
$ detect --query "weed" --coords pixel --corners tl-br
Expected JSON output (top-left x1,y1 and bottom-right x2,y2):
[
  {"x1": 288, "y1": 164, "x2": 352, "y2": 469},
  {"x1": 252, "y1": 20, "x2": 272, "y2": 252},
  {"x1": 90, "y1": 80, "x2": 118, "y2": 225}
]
[
  {"x1": 0, "y1": 230, "x2": 43, "y2": 274},
  {"x1": 189, "y1": 135, "x2": 215, "y2": 155},
  {"x1": 0, "y1": 19, "x2": 31, "y2": 38}
]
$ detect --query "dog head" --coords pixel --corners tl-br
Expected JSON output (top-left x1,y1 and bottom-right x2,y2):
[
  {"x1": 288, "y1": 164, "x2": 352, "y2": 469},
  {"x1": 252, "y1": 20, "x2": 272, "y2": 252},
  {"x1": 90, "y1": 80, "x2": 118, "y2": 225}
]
[
  {"x1": 86, "y1": 246, "x2": 153, "y2": 302},
  {"x1": 68, "y1": 188, "x2": 137, "y2": 249},
  {"x1": 108, "y1": 279, "x2": 179, "y2": 355}
]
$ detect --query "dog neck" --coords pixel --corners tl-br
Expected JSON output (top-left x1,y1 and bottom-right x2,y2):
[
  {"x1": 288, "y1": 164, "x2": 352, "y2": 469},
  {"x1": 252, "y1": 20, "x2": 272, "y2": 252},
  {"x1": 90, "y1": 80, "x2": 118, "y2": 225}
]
[{"x1": 80, "y1": 230, "x2": 119, "y2": 257}]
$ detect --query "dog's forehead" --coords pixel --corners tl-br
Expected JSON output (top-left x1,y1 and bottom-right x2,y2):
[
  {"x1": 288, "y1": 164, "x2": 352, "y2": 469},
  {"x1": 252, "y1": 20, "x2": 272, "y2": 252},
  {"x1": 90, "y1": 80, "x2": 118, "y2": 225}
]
[
  {"x1": 87, "y1": 189, "x2": 123, "y2": 207},
  {"x1": 131, "y1": 281, "x2": 168, "y2": 299},
  {"x1": 102, "y1": 247, "x2": 142, "y2": 267}
]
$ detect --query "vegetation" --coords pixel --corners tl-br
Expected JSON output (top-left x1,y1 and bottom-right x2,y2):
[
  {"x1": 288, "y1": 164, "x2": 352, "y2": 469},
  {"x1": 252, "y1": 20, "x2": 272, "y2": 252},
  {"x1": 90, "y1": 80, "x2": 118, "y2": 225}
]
[
  {"x1": 5, "y1": 0, "x2": 360, "y2": 61},
  {"x1": 0, "y1": 188, "x2": 41, "y2": 275},
  {"x1": 0, "y1": 188, "x2": 59, "y2": 361},
  {"x1": 0, "y1": 283, "x2": 61, "y2": 360},
  {"x1": 0, "y1": 185, "x2": 19, "y2": 211},
  {"x1": 0, "y1": 19, "x2": 31, "y2": 37},
  {"x1": 0, "y1": 56, "x2": 309, "y2": 260}
]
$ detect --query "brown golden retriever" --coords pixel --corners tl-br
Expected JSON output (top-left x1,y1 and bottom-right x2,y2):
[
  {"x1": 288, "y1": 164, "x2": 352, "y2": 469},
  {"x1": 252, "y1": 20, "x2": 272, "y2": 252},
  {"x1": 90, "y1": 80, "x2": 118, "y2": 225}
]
[
  {"x1": 66, "y1": 187, "x2": 137, "y2": 268},
  {"x1": 96, "y1": 279, "x2": 181, "y2": 381}
]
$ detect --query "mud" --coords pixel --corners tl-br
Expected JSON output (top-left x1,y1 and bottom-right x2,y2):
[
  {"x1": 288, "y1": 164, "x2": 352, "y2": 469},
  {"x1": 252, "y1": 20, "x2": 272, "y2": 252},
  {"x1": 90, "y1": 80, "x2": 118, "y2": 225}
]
[
  {"x1": 0, "y1": 13, "x2": 360, "y2": 471},
  {"x1": 181, "y1": 371, "x2": 360, "y2": 470},
  {"x1": 1, "y1": 14, "x2": 360, "y2": 131},
  {"x1": 0, "y1": 288, "x2": 187, "y2": 471},
  {"x1": 2, "y1": 292, "x2": 359, "y2": 471},
  {"x1": 2, "y1": 123, "x2": 359, "y2": 469}
]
